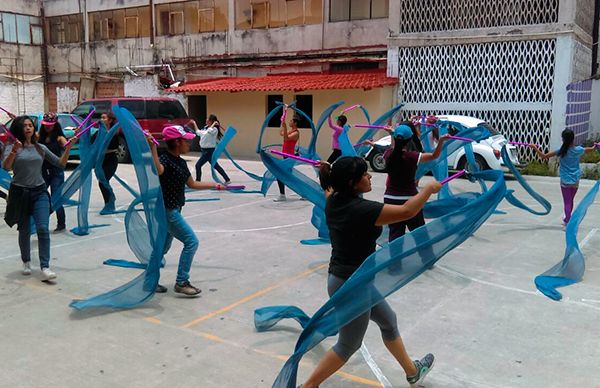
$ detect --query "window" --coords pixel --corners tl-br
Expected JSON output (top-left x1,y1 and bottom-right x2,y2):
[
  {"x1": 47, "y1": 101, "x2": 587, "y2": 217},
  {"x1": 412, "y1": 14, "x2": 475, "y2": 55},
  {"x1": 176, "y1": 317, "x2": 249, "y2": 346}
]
[
  {"x1": 158, "y1": 0, "x2": 227, "y2": 35},
  {"x1": 235, "y1": 0, "x2": 322, "y2": 29},
  {"x1": 118, "y1": 100, "x2": 146, "y2": 119},
  {"x1": 72, "y1": 101, "x2": 112, "y2": 120},
  {"x1": 329, "y1": 0, "x2": 387, "y2": 21},
  {"x1": 158, "y1": 100, "x2": 188, "y2": 119},
  {"x1": 47, "y1": 14, "x2": 83, "y2": 44},
  {"x1": 2, "y1": 13, "x2": 18, "y2": 43},
  {"x1": 0, "y1": 12, "x2": 43, "y2": 45},
  {"x1": 294, "y1": 95, "x2": 313, "y2": 129},
  {"x1": 89, "y1": 6, "x2": 150, "y2": 41},
  {"x1": 267, "y1": 95, "x2": 284, "y2": 127}
]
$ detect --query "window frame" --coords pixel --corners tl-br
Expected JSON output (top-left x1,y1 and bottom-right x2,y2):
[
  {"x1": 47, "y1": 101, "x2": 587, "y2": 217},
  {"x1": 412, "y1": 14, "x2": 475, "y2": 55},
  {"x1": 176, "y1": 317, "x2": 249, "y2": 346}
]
[{"x1": 329, "y1": 0, "x2": 387, "y2": 22}]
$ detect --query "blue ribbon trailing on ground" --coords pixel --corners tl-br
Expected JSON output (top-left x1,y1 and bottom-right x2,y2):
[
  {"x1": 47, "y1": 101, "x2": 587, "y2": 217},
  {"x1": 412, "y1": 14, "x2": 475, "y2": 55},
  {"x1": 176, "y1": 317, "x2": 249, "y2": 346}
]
[
  {"x1": 70, "y1": 105, "x2": 167, "y2": 310},
  {"x1": 255, "y1": 169, "x2": 507, "y2": 387},
  {"x1": 0, "y1": 168, "x2": 10, "y2": 190},
  {"x1": 534, "y1": 167, "x2": 600, "y2": 300}
]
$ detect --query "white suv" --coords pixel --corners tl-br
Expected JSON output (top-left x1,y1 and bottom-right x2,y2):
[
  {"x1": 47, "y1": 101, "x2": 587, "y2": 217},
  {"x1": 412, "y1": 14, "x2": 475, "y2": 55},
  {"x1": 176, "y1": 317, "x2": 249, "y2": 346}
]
[{"x1": 365, "y1": 115, "x2": 520, "y2": 172}]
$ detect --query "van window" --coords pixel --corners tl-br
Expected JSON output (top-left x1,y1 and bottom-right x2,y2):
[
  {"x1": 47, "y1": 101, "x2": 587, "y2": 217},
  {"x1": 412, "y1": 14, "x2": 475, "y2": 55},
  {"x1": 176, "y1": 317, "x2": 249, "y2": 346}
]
[
  {"x1": 157, "y1": 100, "x2": 187, "y2": 120},
  {"x1": 118, "y1": 100, "x2": 146, "y2": 119},
  {"x1": 72, "y1": 100, "x2": 111, "y2": 119},
  {"x1": 58, "y1": 115, "x2": 78, "y2": 129}
]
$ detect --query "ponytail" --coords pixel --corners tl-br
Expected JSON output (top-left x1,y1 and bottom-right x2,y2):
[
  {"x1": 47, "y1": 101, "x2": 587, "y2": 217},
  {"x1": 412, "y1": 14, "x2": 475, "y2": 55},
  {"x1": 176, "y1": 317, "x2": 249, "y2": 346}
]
[
  {"x1": 558, "y1": 129, "x2": 574, "y2": 158},
  {"x1": 319, "y1": 156, "x2": 367, "y2": 196}
]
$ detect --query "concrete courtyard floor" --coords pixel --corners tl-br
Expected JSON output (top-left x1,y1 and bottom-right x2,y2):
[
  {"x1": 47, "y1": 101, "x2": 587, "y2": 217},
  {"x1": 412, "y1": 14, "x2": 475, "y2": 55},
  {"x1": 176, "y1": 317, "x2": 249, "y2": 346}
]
[{"x1": 1, "y1": 154, "x2": 599, "y2": 388}]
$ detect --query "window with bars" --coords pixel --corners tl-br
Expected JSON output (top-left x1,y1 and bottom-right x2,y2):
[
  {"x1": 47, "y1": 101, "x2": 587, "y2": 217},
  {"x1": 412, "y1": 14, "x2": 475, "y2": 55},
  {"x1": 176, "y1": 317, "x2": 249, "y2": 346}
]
[
  {"x1": 396, "y1": 0, "x2": 559, "y2": 33},
  {"x1": 88, "y1": 6, "x2": 150, "y2": 41},
  {"x1": 47, "y1": 14, "x2": 83, "y2": 44},
  {"x1": 235, "y1": 0, "x2": 322, "y2": 30},
  {"x1": 0, "y1": 12, "x2": 43, "y2": 45},
  {"x1": 329, "y1": 0, "x2": 388, "y2": 22},
  {"x1": 157, "y1": 0, "x2": 228, "y2": 35}
]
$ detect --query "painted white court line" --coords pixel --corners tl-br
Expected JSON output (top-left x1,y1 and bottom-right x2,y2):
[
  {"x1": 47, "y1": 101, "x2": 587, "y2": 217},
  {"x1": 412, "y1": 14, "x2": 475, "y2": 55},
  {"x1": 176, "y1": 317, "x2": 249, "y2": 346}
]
[
  {"x1": 360, "y1": 343, "x2": 393, "y2": 388},
  {"x1": 193, "y1": 221, "x2": 308, "y2": 233}
]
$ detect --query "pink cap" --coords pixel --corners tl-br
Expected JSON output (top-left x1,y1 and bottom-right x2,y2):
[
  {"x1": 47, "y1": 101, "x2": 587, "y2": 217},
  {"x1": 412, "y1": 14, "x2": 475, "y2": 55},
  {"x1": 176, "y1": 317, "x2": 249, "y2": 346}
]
[{"x1": 162, "y1": 125, "x2": 195, "y2": 141}]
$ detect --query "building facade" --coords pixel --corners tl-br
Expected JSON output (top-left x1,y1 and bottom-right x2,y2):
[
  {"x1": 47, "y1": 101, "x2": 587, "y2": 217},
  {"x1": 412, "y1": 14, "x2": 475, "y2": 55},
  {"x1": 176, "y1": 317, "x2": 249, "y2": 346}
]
[{"x1": 1, "y1": 0, "x2": 598, "y2": 160}]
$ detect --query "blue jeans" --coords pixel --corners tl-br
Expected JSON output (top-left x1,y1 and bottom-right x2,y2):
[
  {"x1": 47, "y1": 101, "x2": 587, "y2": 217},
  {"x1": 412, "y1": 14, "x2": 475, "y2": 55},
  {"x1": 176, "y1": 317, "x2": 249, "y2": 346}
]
[
  {"x1": 163, "y1": 208, "x2": 199, "y2": 284},
  {"x1": 43, "y1": 170, "x2": 66, "y2": 228},
  {"x1": 18, "y1": 190, "x2": 51, "y2": 269},
  {"x1": 195, "y1": 147, "x2": 230, "y2": 182}
]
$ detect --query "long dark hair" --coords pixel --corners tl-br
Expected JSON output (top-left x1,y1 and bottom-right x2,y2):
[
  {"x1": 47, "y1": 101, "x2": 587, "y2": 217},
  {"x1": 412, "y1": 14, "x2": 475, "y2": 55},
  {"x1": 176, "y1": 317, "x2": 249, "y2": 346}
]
[
  {"x1": 10, "y1": 116, "x2": 38, "y2": 144},
  {"x1": 102, "y1": 111, "x2": 117, "y2": 129},
  {"x1": 39, "y1": 121, "x2": 65, "y2": 144},
  {"x1": 558, "y1": 129, "x2": 574, "y2": 158},
  {"x1": 208, "y1": 114, "x2": 223, "y2": 140},
  {"x1": 385, "y1": 136, "x2": 412, "y2": 175},
  {"x1": 319, "y1": 156, "x2": 367, "y2": 196},
  {"x1": 10, "y1": 115, "x2": 43, "y2": 155},
  {"x1": 337, "y1": 114, "x2": 348, "y2": 126}
]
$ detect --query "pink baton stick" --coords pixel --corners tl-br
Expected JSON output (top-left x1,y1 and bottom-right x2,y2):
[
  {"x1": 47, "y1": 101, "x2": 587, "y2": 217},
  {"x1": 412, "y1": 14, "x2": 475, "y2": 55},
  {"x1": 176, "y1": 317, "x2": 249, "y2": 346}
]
[
  {"x1": 64, "y1": 121, "x2": 96, "y2": 147},
  {"x1": 280, "y1": 105, "x2": 288, "y2": 123},
  {"x1": 224, "y1": 185, "x2": 245, "y2": 190},
  {"x1": 509, "y1": 141, "x2": 537, "y2": 147},
  {"x1": 354, "y1": 124, "x2": 389, "y2": 130},
  {"x1": 341, "y1": 104, "x2": 360, "y2": 114},
  {"x1": 270, "y1": 149, "x2": 320, "y2": 166},
  {"x1": 440, "y1": 169, "x2": 466, "y2": 185}
]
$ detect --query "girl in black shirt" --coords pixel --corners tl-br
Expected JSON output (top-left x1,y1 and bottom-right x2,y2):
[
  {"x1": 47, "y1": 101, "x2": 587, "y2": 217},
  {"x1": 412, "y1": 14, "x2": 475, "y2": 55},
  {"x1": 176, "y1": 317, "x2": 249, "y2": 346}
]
[
  {"x1": 95, "y1": 112, "x2": 120, "y2": 214},
  {"x1": 300, "y1": 156, "x2": 441, "y2": 388},
  {"x1": 39, "y1": 113, "x2": 67, "y2": 231}
]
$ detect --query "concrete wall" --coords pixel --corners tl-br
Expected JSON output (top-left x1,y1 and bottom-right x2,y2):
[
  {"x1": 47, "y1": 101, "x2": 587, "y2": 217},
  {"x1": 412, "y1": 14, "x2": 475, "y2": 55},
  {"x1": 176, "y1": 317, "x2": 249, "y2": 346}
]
[
  {"x1": 1, "y1": 0, "x2": 41, "y2": 15},
  {"x1": 124, "y1": 75, "x2": 187, "y2": 110},
  {"x1": 0, "y1": 81, "x2": 45, "y2": 120},
  {"x1": 591, "y1": 79, "x2": 600, "y2": 138},
  {"x1": 194, "y1": 86, "x2": 394, "y2": 159}
]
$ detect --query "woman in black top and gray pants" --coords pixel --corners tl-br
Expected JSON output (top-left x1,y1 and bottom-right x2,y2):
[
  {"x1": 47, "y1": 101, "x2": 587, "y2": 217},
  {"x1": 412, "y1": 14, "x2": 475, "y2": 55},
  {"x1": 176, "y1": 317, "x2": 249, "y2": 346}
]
[
  {"x1": 300, "y1": 156, "x2": 441, "y2": 388},
  {"x1": 39, "y1": 113, "x2": 68, "y2": 232},
  {"x1": 95, "y1": 112, "x2": 120, "y2": 214}
]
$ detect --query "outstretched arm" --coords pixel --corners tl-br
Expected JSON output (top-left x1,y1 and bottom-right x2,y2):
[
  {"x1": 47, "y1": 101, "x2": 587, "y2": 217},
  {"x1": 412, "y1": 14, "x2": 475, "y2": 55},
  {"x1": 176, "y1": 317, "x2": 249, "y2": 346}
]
[
  {"x1": 530, "y1": 144, "x2": 556, "y2": 159},
  {"x1": 186, "y1": 176, "x2": 225, "y2": 190},
  {"x1": 419, "y1": 134, "x2": 448, "y2": 163},
  {"x1": 375, "y1": 181, "x2": 441, "y2": 226}
]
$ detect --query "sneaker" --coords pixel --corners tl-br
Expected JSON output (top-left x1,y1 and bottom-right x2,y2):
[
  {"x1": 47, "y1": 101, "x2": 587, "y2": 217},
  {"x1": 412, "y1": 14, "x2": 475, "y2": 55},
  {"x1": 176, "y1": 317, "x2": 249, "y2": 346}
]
[
  {"x1": 22, "y1": 262, "x2": 32, "y2": 276},
  {"x1": 174, "y1": 281, "x2": 201, "y2": 296},
  {"x1": 41, "y1": 268, "x2": 57, "y2": 281},
  {"x1": 273, "y1": 194, "x2": 287, "y2": 202},
  {"x1": 407, "y1": 353, "x2": 435, "y2": 388},
  {"x1": 224, "y1": 180, "x2": 232, "y2": 185},
  {"x1": 53, "y1": 226, "x2": 66, "y2": 233},
  {"x1": 155, "y1": 284, "x2": 168, "y2": 293},
  {"x1": 99, "y1": 203, "x2": 116, "y2": 215}
]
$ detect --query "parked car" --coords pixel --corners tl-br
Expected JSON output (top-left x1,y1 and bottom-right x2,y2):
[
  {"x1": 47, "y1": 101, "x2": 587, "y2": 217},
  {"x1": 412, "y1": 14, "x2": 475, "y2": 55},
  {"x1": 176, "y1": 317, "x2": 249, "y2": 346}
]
[
  {"x1": 71, "y1": 97, "x2": 189, "y2": 163},
  {"x1": 365, "y1": 115, "x2": 520, "y2": 172},
  {"x1": 2, "y1": 113, "x2": 85, "y2": 159}
]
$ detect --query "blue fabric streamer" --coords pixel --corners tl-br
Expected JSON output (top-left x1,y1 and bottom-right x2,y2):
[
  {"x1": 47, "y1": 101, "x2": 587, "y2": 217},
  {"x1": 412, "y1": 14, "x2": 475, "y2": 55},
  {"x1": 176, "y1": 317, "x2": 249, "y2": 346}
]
[
  {"x1": 500, "y1": 146, "x2": 551, "y2": 215},
  {"x1": 0, "y1": 168, "x2": 11, "y2": 190},
  {"x1": 255, "y1": 169, "x2": 507, "y2": 387},
  {"x1": 70, "y1": 105, "x2": 167, "y2": 310},
  {"x1": 534, "y1": 167, "x2": 600, "y2": 300},
  {"x1": 94, "y1": 122, "x2": 120, "y2": 214}
]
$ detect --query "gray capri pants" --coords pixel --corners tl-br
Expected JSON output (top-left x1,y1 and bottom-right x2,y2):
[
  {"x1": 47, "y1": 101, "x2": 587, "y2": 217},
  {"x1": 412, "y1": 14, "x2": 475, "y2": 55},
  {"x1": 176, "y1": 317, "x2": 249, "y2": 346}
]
[{"x1": 328, "y1": 274, "x2": 400, "y2": 361}]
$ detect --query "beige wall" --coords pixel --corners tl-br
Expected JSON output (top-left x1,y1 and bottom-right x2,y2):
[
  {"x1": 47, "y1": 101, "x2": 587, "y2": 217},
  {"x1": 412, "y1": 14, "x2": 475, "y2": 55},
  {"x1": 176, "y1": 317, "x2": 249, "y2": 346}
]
[{"x1": 195, "y1": 86, "x2": 395, "y2": 159}]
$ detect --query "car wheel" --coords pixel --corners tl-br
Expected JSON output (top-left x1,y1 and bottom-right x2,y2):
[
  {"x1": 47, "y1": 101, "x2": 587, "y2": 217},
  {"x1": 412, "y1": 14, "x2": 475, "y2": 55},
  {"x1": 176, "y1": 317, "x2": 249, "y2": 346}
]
[
  {"x1": 116, "y1": 136, "x2": 131, "y2": 163},
  {"x1": 369, "y1": 151, "x2": 387, "y2": 172},
  {"x1": 458, "y1": 154, "x2": 489, "y2": 171}
]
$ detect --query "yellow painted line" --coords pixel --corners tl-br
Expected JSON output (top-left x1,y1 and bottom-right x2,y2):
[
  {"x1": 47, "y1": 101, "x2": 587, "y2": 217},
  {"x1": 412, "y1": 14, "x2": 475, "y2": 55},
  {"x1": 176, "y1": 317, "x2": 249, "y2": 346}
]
[
  {"x1": 180, "y1": 263, "x2": 328, "y2": 329},
  {"x1": 144, "y1": 317, "x2": 381, "y2": 387}
]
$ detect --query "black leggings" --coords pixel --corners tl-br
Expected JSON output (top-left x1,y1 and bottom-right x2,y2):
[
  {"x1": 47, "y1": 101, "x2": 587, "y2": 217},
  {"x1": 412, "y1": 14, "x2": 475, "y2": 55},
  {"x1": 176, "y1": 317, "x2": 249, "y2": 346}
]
[
  {"x1": 0, "y1": 190, "x2": 6, "y2": 200},
  {"x1": 327, "y1": 149, "x2": 342, "y2": 164},
  {"x1": 328, "y1": 274, "x2": 400, "y2": 361},
  {"x1": 99, "y1": 153, "x2": 118, "y2": 204}
]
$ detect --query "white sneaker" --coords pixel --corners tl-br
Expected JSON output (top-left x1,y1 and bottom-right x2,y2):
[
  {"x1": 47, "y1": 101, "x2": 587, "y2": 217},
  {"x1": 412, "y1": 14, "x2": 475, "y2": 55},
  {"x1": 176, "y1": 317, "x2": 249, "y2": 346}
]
[
  {"x1": 274, "y1": 194, "x2": 287, "y2": 202},
  {"x1": 41, "y1": 268, "x2": 57, "y2": 281},
  {"x1": 22, "y1": 262, "x2": 32, "y2": 275}
]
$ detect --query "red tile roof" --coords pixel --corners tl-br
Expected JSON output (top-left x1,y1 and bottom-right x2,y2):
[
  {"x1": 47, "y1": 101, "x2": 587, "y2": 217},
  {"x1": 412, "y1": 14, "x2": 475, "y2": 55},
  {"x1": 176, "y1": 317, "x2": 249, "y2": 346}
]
[{"x1": 171, "y1": 72, "x2": 398, "y2": 93}]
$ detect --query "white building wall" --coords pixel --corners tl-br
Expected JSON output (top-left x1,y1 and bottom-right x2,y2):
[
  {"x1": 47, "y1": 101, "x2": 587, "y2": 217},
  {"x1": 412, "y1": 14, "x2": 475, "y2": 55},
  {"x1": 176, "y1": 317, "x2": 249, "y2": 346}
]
[
  {"x1": 0, "y1": 81, "x2": 45, "y2": 121},
  {"x1": 124, "y1": 75, "x2": 187, "y2": 111}
]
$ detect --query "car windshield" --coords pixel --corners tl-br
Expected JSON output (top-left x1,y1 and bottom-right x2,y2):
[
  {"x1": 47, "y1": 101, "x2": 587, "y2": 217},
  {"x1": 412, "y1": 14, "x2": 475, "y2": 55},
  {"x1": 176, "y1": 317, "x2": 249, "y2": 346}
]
[
  {"x1": 58, "y1": 115, "x2": 78, "y2": 129},
  {"x1": 478, "y1": 123, "x2": 500, "y2": 136}
]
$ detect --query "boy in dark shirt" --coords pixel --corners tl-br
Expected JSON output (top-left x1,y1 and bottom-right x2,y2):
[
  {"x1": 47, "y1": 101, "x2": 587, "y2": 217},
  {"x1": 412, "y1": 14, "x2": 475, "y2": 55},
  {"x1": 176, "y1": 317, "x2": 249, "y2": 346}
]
[{"x1": 148, "y1": 125, "x2": 226, "y2": 295}]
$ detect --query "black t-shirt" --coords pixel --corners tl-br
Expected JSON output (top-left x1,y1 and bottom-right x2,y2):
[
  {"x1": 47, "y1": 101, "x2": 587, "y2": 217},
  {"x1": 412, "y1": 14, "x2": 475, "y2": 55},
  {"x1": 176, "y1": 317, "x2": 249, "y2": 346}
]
[
  {"x1": 159, "y1": 152, "x2": 190, "y2": 209},
  {"x1": 326, "y1": 193, "x2": 384, "y2": 279},
  {"x1": 91, "y1": 131, "x2": 120, "y2": 151}
]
